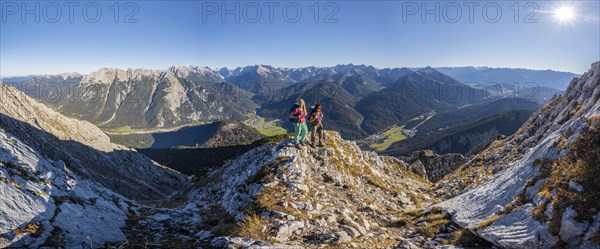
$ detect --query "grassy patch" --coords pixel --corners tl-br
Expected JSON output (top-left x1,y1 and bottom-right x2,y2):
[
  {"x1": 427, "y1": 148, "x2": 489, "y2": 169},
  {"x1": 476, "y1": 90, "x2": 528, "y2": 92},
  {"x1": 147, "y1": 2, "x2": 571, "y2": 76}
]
[
  {"x1": 405, "y1": 209, "x2": 425, "y2": 218},
  {"x1": 532, "y1": 115, "x2": 600, "y2": 235},
  {"x1": 249, "y1": 117, "x2": 287, "y2": 136},
  {"x1": 397, "y1": 207, "x2": 452, "y2": 237},
  {"x1": 415, "y1": 213, "x2": 452, "y2": 237},
  {"x1": 5, "y1": 179, "x2": 24, "y2": 189},
  {"x1": 103, "y1": 125, "x2": 133, "y2": 133},
  {"x1": 406, "y1": 192, "x2": 423, "y2": 209},
  {"x1": 445, "y1": 229, "x2": 491, "y2": 247},
  {"x1": 370, "y1": 125, "x2": 407, "y2": 151},
  {"x1": 235, "y1": 213, "x2": 271, "y2": 240},
  {"x1": 14, "y1": 223, "x2": 43, "y2": 238},
  {"x1": 367, "y1": 176, "x2": 387, "y2": 190},
  {"x1": 29, "y1": 189, "x2": 49, "y2": 198}
]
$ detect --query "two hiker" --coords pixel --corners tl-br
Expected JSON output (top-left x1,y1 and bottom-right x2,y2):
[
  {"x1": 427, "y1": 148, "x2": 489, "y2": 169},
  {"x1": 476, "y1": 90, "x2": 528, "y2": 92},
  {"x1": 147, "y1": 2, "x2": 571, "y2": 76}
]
[{"x1": 289, "y1": 99, "x2": 325, "y2": 148}]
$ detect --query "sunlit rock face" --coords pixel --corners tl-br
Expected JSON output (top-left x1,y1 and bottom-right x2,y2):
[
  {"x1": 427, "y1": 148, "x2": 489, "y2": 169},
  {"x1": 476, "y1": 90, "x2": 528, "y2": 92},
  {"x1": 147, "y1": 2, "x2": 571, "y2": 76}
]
[{"x1": 437, "y1": 62, "x2": 600, "y2": 248}]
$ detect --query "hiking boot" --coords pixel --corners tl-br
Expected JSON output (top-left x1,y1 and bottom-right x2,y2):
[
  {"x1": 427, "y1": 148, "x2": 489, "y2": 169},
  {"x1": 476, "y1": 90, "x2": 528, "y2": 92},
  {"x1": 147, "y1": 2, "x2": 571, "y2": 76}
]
[
  {"x1": 294, "y1": 143, "x2": 301, "y2": 149},
  {"x1": 318, "y1": 142, "x2": 324, "y2": 147}
]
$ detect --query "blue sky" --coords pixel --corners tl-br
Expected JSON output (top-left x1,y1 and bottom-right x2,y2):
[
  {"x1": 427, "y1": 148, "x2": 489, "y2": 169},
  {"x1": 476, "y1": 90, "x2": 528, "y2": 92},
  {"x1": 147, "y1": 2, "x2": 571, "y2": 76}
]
[{"x1": 1, "y1": 1, "x2": 599, "y2": 77}]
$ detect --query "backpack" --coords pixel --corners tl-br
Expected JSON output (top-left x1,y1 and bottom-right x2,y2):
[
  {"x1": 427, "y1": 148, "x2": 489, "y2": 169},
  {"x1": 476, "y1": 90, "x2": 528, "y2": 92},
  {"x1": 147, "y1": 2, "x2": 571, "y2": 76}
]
[
  {"x1": 289, "y1": 103, "x2": 300, "y2": 123},
  {"x1": 310, "y1": 109, "x2": 322, "y2": 125},
  {"x1": 309, "y1": 108, "x2": 317, "y2": 124}
]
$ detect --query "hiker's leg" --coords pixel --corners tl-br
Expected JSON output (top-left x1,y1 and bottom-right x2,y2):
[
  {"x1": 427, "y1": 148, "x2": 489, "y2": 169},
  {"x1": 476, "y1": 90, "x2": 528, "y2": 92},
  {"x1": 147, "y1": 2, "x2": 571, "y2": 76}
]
[
  {"x1": 318, "y1": 125, "x2": 324, "y2": 143},
  {"x1": 294, "y1": 123, "x2": 301, "y2": 144},
  {"x1": 300, "y1": 124, "x2": 309, "y2": 143},
  {"x1": 311, "y1": 125, "x2": 317, "y2": 144}
]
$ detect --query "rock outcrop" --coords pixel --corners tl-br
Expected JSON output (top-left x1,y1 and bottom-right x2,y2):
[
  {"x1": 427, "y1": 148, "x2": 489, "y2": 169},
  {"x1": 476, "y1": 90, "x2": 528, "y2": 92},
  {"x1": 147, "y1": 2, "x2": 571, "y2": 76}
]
[
  {"x1": 401, "y1": 150, "x2": 467, "y2": 182},
  {"x1": 199, "y1": 121, "x2": 265, "y2": 148},
  {"x1": 436, "y1": 62, "x2": 600, "y2": 248},
  {"x1": 147, "y1": 131, "x2": 435, "y2": 248},
  {"x1": 0, "y1": 83, "x2": 189, "y2": 248}
]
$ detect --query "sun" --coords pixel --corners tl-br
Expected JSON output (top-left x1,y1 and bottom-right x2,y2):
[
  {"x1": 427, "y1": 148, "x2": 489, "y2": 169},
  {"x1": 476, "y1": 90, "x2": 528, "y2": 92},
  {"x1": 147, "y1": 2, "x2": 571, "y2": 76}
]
[{"x1": 554, "y1": 6, "x2": 575, "y2": 22}]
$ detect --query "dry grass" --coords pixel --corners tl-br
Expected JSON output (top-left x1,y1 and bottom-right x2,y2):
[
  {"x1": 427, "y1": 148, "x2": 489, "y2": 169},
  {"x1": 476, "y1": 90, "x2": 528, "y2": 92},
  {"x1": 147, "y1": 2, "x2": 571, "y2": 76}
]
[
  {"x1": 368, "y1": 237, "x2": 398, "y2": 248},
  {"x1": 415, "y1": 217, "x2": 451, "y2": 237},
  {"x1": 8, "y1": 179, "x2": 24, "y2": 189},
  {"x1": 445, "y1": 229, "x2": 491, "y2": 247},
  {"x1": 239, "y1": 184, "x2": 308, "y2": 239},
  {"x1": 29, "y1": 190, "x2": 49, "y2": 198},
  {"x1": 405, "y1": 209, "x2": 425, "y2": 218},
  {"x1": 399, "y1": 207, "x2": 453, "y2": 237},
  {"x1": 406, "y1": 192, "x2": 422, "y2": 209},
  {"x1": 539, "y1": 188, "x2": 552, "y2": 199},
  {"x1": 14, "y1": 223, "x2": 43, "y2": 238},
  {"x1": 235, "y1": 213, "x2": 271, "y2": 240},
  {"x1": 40, "y1": 178, "x2": 52, "y2": 186},
  {"x1": 252, "y1": 185, "x2": 306, "y2": 218},
  {"x1": 367, "y1": 176, "x2": 386, "y2": 190},
  {"x1": 532, "y1": 200, "x2": 548, "y2": 221},
  {"x1": 246, "y1": 156, "x2": 288, "y2": 186},
  {"x1": 472, "y1": 214, "x2": 501, "y2": 231},
  {"x1": 532, "y1": 116, "x2": 600, "y2": 235},
  {"x1": 503, "y1": 194, "x2": 525, "y2": 214}
]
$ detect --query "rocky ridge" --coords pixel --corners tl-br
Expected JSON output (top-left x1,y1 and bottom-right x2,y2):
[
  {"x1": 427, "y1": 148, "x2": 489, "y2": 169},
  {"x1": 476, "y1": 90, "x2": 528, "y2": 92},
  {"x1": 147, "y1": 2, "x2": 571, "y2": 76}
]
[{"x1": 435, "y1": 62, "x2": 600, "y2": 248}]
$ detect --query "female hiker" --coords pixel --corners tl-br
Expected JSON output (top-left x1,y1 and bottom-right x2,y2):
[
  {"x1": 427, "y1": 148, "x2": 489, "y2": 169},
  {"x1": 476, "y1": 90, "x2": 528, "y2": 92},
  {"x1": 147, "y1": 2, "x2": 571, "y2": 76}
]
[
  {"x1": 309, "y1": 104, "x2": 325, "y2": 147},
  {"x1": 290, "y1": 99, "x2": 309, "y2": 147}
]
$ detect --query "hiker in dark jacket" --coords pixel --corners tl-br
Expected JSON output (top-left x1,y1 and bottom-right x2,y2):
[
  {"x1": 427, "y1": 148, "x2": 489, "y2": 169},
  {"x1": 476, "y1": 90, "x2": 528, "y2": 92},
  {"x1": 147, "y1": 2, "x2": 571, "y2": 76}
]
[
  {"x1": 290, "y1": 99, "x2": 308, "y2": 146},
  {"x1": 309, "y1": 104, "x2": 325, "y2": 147}
]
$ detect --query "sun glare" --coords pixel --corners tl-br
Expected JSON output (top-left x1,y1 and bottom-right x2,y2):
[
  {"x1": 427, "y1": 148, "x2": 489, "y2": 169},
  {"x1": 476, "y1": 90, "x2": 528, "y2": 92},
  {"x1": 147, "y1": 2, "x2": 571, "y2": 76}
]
[{"x1": 555, "y1": 6, "x2": 575, "y2": 22}]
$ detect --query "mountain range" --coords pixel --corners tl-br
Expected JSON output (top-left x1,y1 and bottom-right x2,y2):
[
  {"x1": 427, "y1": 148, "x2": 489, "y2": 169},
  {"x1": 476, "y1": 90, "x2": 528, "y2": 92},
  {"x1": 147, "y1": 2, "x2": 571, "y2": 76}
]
[
  {"x1": 2, "y1": 65, "x2": 576, "y2": 154},
  {"x1": 434, "y1": 66, "x2": 579, "y2": 90},
  {"x1": 0, "y1": 62, "x2": 598, "y2": 248}
]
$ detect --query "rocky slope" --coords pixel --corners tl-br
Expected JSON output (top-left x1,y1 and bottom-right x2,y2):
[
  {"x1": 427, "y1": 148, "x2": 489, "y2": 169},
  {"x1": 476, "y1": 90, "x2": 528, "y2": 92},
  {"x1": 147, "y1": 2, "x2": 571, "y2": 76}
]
[
  {"x1": 435, "y1": 62, "x2": 600, "y2": 248},
  {"x1": 386, "y1": 109, "x2": 535, "y2": 156},
  {"x1": 0, "y1": 63, "x2": 593, "y2": 249},
  {"x1": 116, "y1": 131, "x2": 445, "y2": 248},
  {"x1": 0, "y1": 82, "x2": 447, "y2": 248},
  {"x1": 0, "y1": 83, "x2": 189, "y2": 248}
]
